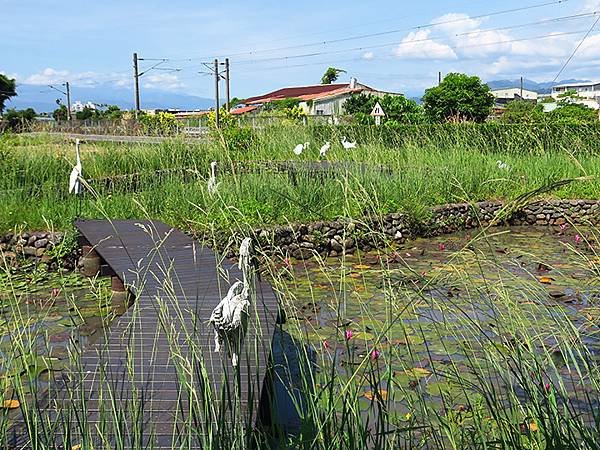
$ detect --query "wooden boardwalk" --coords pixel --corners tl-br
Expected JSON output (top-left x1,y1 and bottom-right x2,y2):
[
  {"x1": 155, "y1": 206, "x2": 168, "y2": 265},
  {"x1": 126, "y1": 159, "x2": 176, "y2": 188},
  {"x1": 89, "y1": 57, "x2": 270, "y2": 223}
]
[{"x1": 66, "y1": 219, "x2": 279, "y2": 447}]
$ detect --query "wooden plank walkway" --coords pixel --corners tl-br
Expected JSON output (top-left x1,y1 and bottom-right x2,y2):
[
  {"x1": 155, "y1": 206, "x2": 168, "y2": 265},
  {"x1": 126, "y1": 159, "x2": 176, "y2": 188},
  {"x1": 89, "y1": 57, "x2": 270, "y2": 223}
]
[{"x1": 66, "y1": 219, "x2": 279, "y2": 448}]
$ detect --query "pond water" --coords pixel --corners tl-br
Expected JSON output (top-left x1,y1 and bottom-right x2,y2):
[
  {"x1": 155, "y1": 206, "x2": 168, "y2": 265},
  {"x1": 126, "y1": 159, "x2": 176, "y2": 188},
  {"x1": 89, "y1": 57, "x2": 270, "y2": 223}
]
[
  {"x1": 277, "y1": 225, "x2": 600, "y2": 434},
  {"x1": 0, "y1": 263, "x2": 112, "y2": 408}
]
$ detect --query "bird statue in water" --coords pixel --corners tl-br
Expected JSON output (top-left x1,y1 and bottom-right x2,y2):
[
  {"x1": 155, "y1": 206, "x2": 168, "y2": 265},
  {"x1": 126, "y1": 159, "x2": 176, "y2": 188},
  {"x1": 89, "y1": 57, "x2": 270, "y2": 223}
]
[
  {"x1": 69, "y1": 139, "x2": 84, "y2": 216},
  {"x1": 69, "y1": 139, "x2": 83, "y2": 195},
  {"x1": 293, "y1": 142, "x2": 309, "y2": 155},
  {"x1": 207, "y1": 161, "x2": 220, "y2": 195},
  {"x1": 319, "y1": 141, "x2": 331, "y2": 157},
  {"x1": 209, "y1": 238, "x2": 254, "y2": 367},
  {"x1": 341, "y1": 136, "x2": 357, "y2": 150}
]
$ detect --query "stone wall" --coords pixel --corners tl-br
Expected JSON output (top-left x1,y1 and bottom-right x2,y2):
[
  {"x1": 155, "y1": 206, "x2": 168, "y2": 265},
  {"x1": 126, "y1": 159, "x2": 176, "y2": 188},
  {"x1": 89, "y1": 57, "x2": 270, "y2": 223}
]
[
  {"x1": 0, "y1": 231, "x2": 70, "y2": 269},
  {"x1": 247, "y1": 199, "x2": 600, "y2": 260},
  {"x1": 3, "y1": 199, "x2": 600, "y2": 267}
]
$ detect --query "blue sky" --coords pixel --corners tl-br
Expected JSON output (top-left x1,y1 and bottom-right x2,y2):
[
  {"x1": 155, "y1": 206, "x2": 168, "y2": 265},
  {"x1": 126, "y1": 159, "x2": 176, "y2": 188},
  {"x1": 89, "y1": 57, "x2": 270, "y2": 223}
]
[{"x1": 2, "y1": 0, "x2": 600, "y2": 99}]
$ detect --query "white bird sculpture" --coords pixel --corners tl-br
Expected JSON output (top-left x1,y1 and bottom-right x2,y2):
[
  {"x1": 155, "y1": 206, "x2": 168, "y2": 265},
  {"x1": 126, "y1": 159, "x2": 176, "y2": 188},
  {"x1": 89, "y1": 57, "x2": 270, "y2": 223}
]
[
  {"x1": 341, "y1": 136, "x2": 357, "y2": 150},
  {"x1": 69, "y1": 139, "x2": 83, "y2": 194},
  {"x1": 496, "y1": 160, "x2": 510, "y2": 171},
  {"x1": 319, "y1": 141, "x2": 331, "y2": 157},
  {"x1": 293, "y1": 142, "x2": 309, "y2": 156},
  {"x1": 209, "y1": 237, "x2": 254, "y2": 367},
  {"x1": 207, "y1": 161, "x2": 220, "y2": 195}
]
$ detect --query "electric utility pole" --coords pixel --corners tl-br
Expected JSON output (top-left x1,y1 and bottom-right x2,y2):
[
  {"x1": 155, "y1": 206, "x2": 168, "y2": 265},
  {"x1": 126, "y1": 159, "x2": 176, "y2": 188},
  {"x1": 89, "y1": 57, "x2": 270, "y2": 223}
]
[
  {"x1": 225, "y1": 58, "x2": 230, "y2": 112},
  {"x1": 133, "y1": 52, "x2": 140, "y2": 117},
  {"x1": 48, "y1": 83, "x2": 72, "y2": 121},
  {"x1": 520, "y1": 76, "x2": 524, "y2": 98},
  {"x1": 214, "y1": 58, "x2": 220, "y2": 128},
  {"x1": 65, "y1": 82, "x2": 72, "y2": 121}
]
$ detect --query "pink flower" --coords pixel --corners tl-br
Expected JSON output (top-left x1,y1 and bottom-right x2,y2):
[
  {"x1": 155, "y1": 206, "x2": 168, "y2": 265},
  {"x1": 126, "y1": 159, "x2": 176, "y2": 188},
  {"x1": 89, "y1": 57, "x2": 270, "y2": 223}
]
[
  {"x1": 575, "y1": 234, "x2": 582, "y2": 244},
  {"x1": 344, "y1": 329, "x2": 354, "y2": 341},
  {"x1": 439, "y1": 243, "x2": 446, "y2": 252},
  {"x1": 323, "y1": 340, "x2": 331, "y2": 350},
  {"x1": 51, "y1": 288, "x2": 60, "y2": 297},
  {"x1": 370, "y1": 349, "x2": 381, "y2": 361},
  {"x1": 282, "y1": 257, "x2": 292, "y2": 269},
  {"x1": 544, "y1": 382, "x2": 551, "y2": 392},
  {"x1": 559, "y1": 223, "x2": 568, "y2": 231}
]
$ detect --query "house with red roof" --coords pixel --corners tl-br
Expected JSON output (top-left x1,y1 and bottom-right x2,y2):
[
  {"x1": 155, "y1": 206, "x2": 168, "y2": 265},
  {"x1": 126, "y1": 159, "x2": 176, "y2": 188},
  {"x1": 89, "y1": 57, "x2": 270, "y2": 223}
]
[{"x1": 238, "y1": 78, "x2": 398, "y2": 116}]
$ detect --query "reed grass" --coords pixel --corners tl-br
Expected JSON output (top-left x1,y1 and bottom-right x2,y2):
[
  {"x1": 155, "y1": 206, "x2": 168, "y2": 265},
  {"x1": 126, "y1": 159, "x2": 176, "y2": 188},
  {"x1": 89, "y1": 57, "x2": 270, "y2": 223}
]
[{"x1": 0, "y1": 124, "x2": 599, "y2": 448}]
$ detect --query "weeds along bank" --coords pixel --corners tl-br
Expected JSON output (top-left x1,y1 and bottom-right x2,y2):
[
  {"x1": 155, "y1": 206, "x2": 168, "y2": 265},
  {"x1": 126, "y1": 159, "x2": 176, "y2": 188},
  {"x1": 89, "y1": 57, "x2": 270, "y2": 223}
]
[
  {"x1": 1, "y1": 126, "x2": 600, "y2": 448},
  {"x1": 1, "y1": 124, "x2": 600, "y2": 236}
]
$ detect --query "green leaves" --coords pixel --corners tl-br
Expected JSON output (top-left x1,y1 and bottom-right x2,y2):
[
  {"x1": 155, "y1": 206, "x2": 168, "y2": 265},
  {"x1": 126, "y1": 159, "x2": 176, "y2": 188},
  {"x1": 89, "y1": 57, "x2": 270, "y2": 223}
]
[{"x1": 422, "y1": 73, "x2": 494, "y2": 123}]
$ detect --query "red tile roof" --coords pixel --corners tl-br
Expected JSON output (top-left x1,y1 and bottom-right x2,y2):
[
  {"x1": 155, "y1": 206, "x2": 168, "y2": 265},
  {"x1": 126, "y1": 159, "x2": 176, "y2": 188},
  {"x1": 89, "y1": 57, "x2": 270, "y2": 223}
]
[
  {"x1": 230, "y1": 105, "x2": 260, "y2": 115},
  {"x1": 244, "y1": 83, "x2": 373, "y2": 105}
]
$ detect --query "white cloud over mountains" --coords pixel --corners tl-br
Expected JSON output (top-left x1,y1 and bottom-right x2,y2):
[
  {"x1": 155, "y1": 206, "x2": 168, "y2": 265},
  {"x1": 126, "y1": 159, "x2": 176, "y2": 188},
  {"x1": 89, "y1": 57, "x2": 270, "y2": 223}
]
[
  {"x1": 393, "y1": 10, "x2": 600, "y2": 80},
  {"x1": 17, "y1": 67, "x2": 186, "y2": 91}
]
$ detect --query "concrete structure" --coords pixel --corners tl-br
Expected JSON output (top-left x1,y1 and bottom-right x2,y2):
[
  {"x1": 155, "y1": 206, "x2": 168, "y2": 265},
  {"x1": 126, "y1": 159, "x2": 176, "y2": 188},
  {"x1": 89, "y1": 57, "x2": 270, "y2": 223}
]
[
  {"x1": 552, "y1": 81, "x2": 600, "y2": 100},
  {"x1": 490, "y1": 88, "x2": 538, "y2": 106},
  {"x1": 242, "y1": 78, "x2": 399, "y2": 116}
]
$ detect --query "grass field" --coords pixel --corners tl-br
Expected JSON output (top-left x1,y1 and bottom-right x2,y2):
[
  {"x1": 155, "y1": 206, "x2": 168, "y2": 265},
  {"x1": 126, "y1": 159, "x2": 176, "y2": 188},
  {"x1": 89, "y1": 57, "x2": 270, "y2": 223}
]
[
  {"x1": 1, "y1": 124, "x2": 600, "y2": 448},
  {"x1": 1, "y1": 124, "x2": 600, "y2": 235}
]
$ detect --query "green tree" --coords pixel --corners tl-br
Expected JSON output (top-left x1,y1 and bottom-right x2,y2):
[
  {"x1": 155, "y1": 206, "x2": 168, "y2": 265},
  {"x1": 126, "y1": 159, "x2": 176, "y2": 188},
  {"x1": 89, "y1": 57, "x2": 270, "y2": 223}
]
[
  {"x1": 0, "y1": 74, "x2": 17, "y2": 113},
  {"x1": 344, "y1": 93, "x2": 424, "y2": 124},
  {"x1": 53, "y1": 105, "x2": 68, "y2": 121},
  {"x1": 500, "y1": 100, "x2": 545, "y2": 124},
  {"x1": 321, "y1": 67, "x2": 346, "y2": 84},
  {"x1": 75, "y1": 107, "x2": 95, "y2": 120},
  {"x1": 422, "y1": 73, "x2": 494, "y2": 123},
  {"x1": 549, "y1": 103, "x2": 598, "y2": 124},
  {"x1": 3, "y1": 108, "x2": 36, "y2": 131}
]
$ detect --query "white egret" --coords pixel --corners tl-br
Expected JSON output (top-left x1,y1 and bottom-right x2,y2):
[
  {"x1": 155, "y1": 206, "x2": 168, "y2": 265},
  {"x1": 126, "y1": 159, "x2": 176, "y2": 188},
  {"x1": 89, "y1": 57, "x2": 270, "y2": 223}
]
[
  {"x1": 293, "y1": 142, "x2": 309, "y2": 155},
  {"x1": 207, "y1": 161, "x2": 220, "y2": 194},
  {"x1": 319, "y1": 141, "x2": 331, "y2": 157},
  {"x1": 69, "y1": 139, "x2": 84, "y2": 216},
  {"x1": 496, "y1": 160, "x2": 510, "y2": 171},
  {"x1": 209, "y1": 238, "x2": 254, "y2": 367},
  {"x1": 69, "y1": 139, "x2": 83, "y2": 195},
  {"x1": 341, "y1": 136, "x2": 357, "y2": 150}
]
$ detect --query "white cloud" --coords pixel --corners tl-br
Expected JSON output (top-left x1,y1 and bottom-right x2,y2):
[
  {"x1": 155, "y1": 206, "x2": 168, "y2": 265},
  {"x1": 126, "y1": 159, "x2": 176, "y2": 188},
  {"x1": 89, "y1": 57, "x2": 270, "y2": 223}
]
[
  {"x1": 582, "y1": 0, "x2": 600, "y2": 12},
  {"x1": 142, "y1": 72, "x2": 185, "y2": 90},
  {"x1": 431, "y1": 13, "x2": 483, "y2": 35},
  {"x1": 395, "y1": 29, "x2": 457, "y2": 60},
  {"x1": 362, "y1": 51, "x2": 375, "y2": 60}
]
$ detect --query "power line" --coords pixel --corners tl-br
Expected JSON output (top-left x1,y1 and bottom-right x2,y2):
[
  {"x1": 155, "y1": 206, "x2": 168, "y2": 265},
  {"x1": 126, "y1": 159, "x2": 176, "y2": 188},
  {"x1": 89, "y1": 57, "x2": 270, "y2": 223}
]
[
  {"x1": 553, "y1": 14, "x2": 600, "y2": 81},
  {"x1": 147, "y1": 0, "x2": 570, "y2": 63}
]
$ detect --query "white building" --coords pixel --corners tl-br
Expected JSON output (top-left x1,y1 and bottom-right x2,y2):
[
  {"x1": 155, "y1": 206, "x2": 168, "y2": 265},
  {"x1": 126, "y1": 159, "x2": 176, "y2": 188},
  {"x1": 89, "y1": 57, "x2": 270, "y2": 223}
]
[
  {"x1": 551, "y1": 81, "x2": 600, "y2": 100},
  {"x1": 491, "y1": 88, "x2": 538, "y2": 105},
  {"x1": 70, "y1": 101, "x2": 97, "y2": 113}
]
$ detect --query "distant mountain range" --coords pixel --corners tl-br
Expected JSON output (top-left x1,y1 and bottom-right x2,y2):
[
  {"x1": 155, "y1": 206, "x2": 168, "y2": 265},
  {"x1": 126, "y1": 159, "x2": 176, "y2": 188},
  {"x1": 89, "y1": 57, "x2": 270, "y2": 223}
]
[
  {"x1": 485, "y1": 78, "x2": 590, "y2": 94},
  {"x1": 6, "y1": 83, "x2": 217, "y2": 113},
  {"x1": 4, "y1": 78, "x2": 594, "y2": 113}
]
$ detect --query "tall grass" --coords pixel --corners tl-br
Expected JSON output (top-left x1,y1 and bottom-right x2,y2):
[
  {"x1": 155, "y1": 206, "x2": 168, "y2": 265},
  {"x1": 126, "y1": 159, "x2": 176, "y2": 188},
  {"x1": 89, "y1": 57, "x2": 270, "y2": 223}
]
[
  {"x1": 1, "y1": 124, "x2": 600, "y2": 234},
  {"x1": 0, "y1": 124, "x2": 599, "y2": 448}
]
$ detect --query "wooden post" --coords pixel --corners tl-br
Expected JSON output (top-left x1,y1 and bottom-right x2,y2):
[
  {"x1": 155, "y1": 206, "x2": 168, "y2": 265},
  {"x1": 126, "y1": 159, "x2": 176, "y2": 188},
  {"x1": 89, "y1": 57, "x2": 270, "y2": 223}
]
[
  {"x1": 81, "y1": 245, "x2": 100, "y2": 277},
  {"x1": 111, "y1": 276, "x2": 131, "y2": 315}
]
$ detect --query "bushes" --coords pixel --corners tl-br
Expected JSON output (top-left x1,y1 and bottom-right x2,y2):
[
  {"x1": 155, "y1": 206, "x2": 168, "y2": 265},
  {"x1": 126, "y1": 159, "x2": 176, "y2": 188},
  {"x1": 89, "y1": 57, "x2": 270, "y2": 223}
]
[
  {"x1": 2, "y1": 108, "x2": 36, "y2": 132},
  {"x1": 307, "y1": 122, "x2": 600, "y2": 154},
  {"x1": 208, "y1": 109, "x2": 256, "y2": 154},
  {"x1": 138, "y1": 111, "x2": 177, "y2": 135}
]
